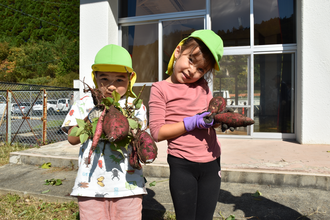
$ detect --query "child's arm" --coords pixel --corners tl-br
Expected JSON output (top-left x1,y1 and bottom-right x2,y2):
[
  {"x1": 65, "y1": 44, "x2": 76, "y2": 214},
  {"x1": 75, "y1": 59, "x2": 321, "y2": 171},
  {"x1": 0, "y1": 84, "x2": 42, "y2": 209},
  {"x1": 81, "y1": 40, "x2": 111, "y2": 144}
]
[
  {"x1": 157, "y1": 122, "x2": 186, "y2": 142},
  {"x1": 66, "y1": 116, "x2": 90, "y2": 145},
  {"x1": 156, "y1": 112, "x2": 212, "y2": 141}
]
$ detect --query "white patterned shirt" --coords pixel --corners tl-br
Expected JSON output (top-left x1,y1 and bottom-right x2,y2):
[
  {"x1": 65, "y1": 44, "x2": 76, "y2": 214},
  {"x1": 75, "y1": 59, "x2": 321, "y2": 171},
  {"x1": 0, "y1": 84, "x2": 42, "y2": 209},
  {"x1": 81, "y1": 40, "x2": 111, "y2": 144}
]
[{"x1": 61, "y1": 95, "x2": 148, "y2": 198}]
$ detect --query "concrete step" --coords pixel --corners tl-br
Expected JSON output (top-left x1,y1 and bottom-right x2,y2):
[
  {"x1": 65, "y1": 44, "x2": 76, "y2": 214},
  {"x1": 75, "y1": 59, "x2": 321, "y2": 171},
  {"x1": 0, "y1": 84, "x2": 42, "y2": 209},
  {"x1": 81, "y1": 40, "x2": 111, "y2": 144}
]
[{"x1": 9, "y1": 140, "x2": 330, "y2": 191}]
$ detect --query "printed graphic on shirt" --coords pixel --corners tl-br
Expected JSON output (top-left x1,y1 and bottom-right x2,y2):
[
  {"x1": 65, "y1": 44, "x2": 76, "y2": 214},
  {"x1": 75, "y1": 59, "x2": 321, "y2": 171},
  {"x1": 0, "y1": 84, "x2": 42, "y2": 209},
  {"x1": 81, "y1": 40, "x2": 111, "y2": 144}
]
[
  {"x1": 80, "y1": 95, "x2": 89, "y2": 100},
  {"x1": 109, "y1": 155, "x2": 124, "y2": 164},
  {"x1": 78, "y1": 182, "x2": 89, "y2": 188},
  {"x1": 126, "y1": 170, "x2": 135, "y2": 175},
  {"x1": 95, "y1": 146, "x2": 100, "y2": 154},
  {"x1": 111, "y1": 168, "x2": 120, "y2": 180},
  {"x1": 95, "y1": 192, "x2": 108, "y2": 198},
  {"x1": 69, "y1": 110, "x2": 74, "y2": 116},
  {"x1": 83, "y1": 157, "x2": 89, "y2": 167},
  {"x1": 125, "y1": 181, "x2": 137, "y2": 190},
  {"x1": 98, "y1": 160, "x2": 103, "y2": 168},
  {"x1": 79, "y1": 107, "x2": 84, "y2": 114},
  {"x1": 65, "y1": 120, "x2": 71, "y2": 126},
  {"x1": 114, "y1": 187, "x2": 119, "y2": 196},
  {"x1": 97, "y1": 176, "x2": 105, "y2": 187}
]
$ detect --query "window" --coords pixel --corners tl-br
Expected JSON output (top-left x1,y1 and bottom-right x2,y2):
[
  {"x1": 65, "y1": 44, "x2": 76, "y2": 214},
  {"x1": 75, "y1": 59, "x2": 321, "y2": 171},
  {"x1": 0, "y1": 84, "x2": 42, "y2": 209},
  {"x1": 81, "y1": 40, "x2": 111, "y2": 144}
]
[
  {"x1": 254, "y1": 53, "x2": 295, "y2": 133},
  {"x1": 211, "y1": 0, "x2": 250, "y2": 47},
  {"x1": 214, "y1": 55, "x2": 250, "y2": 135},
  {"x1": 254, "y1": 0, "x2": 296, "y2": 45},
  {"x1": 122, "y1": 23, "x2": 158, "y2": 83}
]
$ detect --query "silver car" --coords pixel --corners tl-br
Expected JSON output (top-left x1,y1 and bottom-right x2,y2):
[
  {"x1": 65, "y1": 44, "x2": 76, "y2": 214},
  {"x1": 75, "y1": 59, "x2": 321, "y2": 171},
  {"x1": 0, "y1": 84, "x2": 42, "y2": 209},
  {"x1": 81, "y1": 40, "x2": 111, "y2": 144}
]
[
  {"x1": 32, "y1": 100, "x2": 58, "y2": 115},
  {"x1": 12, "y1": 102, "x2": 32, "y2": 115}
]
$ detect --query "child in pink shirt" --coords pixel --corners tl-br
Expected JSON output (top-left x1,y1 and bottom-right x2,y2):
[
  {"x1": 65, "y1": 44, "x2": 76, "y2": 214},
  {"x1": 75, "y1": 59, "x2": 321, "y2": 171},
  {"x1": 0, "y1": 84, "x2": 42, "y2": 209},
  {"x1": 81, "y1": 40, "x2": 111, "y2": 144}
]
[{"x1": 149, "y1": 30, "x2": 224, "y2": 220}]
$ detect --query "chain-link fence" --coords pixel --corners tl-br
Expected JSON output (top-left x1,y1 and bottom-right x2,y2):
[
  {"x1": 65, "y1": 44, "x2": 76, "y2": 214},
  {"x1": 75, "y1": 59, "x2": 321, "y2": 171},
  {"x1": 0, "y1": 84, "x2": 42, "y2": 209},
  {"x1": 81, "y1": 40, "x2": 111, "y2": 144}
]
[{"x1": 0, "y1": 82, "x2": 79, "y2": 146}]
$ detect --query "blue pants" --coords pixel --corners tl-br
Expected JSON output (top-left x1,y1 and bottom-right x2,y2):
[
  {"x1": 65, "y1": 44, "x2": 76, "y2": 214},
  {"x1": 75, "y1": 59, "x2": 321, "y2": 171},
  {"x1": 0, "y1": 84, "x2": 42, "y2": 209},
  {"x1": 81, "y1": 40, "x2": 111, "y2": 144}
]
[{"x1": 167, "y1": 154, "x2": 221, "y2": 220}]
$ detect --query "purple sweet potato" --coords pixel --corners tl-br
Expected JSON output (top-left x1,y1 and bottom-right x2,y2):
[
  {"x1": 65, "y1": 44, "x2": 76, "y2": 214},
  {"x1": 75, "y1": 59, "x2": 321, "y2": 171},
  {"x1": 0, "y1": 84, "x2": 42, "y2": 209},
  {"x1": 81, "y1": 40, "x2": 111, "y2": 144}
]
[
  {"x1": 103, "y1": 105, "x2": 129, "y2": 142},
  {"x1": 136, "y1": 131, "x2": 158, "y2": 164},
  {"x1": 214, "y1": 112, "x2": 255, "y2": 127}
]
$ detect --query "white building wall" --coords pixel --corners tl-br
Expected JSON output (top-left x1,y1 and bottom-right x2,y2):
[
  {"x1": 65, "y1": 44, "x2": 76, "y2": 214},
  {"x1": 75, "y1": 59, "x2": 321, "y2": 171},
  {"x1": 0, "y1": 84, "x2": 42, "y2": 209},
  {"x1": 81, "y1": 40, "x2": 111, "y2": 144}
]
[
  {"x1": 79, "y1": 0, "x2": 118, "y2": 98},
  {"x1": 297, "y1": 0, "x2": 330, "y2": 144}
]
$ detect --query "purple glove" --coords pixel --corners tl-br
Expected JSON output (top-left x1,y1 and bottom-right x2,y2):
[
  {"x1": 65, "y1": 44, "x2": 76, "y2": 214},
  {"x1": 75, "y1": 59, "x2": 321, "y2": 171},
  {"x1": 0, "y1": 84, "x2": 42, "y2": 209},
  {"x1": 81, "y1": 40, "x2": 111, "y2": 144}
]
[{"x1": 183, "y1": 112, "x2": 214, "y2": 132}]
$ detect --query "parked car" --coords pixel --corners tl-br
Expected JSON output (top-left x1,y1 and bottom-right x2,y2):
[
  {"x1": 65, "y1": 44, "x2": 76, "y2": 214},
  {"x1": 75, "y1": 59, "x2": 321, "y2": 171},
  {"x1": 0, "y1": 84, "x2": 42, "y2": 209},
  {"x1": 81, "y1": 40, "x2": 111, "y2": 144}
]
[
  {"x1": 56, "y1": 98, "x2": 70, "y2": 114},
  {"x1": 32, "y1": 99, "x2": 58, "y2": 115},
  {"x1": 0, "y1": 95, "x2": 6, "y2": 118},
  {"x1": 12, "y1": 102, "x2": 32, "y2": 115}
]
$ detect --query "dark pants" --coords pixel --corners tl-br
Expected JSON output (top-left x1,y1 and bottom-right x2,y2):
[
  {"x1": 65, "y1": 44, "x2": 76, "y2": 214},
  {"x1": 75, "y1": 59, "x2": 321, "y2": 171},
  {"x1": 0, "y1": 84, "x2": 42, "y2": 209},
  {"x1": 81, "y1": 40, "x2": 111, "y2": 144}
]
[{"x1": 167, "y1": 154, "x2": 221, "y2": 220}]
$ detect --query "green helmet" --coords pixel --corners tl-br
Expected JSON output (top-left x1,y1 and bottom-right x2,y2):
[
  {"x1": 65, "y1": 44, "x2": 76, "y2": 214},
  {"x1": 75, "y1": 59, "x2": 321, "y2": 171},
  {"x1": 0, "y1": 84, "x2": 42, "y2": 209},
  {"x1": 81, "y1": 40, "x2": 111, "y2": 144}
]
[
  {"x1": 166, "y1": 29, "x2": 224, "y2": 75},
  {"x1": 91, "y1": 44, "x2": 137, "y2": 97}
]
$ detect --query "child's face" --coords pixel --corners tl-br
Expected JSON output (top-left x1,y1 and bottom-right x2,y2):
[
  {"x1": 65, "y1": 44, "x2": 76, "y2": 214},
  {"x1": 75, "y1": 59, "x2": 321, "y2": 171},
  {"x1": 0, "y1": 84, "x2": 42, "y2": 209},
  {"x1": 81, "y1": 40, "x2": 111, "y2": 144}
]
[
  {"x1": 95, "y1": 71, "x2": 129, "y2": 98},
  {"x1": 170, "y1": 45, "x2": 212, "y2": 84}
]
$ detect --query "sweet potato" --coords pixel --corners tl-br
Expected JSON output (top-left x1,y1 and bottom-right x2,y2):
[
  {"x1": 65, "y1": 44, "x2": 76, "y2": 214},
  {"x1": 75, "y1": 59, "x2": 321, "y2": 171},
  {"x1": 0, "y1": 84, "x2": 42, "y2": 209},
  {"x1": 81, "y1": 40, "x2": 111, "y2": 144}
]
[
  {"x1": 88, "y1": 107, "x2": 106, "y2": 164},
  {"x1": 103, "y1": 105, "x2": 129, "y2": 142},
  {"x1": 136, "y1": 131, "x2": 158, "y2": 164},
  {"x1": 204, "y1": 96, "x2": 227, "y2": 123},
  {"x1": 214, "y1": 112, "x2": 255, "y2": 127},
  {"x1": 208, "y1": 96, "x2": 226, "y2": 114},
  {"x1": 129, "y1": 142, "x2": 142, "y2": 170}
]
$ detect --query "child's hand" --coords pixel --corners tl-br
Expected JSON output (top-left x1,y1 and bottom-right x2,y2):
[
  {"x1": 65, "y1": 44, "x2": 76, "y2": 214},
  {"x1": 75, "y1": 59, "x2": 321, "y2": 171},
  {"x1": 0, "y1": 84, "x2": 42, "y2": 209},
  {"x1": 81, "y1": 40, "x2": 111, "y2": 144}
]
[
  {"x1": 220, "y1": 123, "x2": 235, "y2": 132},
  {"x1": 183, "y1": 112, "x2": 214, "y2": 132}
]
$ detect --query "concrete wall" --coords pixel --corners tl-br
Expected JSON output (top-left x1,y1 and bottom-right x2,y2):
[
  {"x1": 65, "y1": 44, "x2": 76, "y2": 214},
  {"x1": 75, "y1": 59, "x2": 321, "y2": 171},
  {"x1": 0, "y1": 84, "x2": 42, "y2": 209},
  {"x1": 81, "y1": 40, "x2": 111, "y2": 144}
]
[
  {"x1": 79, "y1": 0, "x2": 119, "y2": 98},
  {"x1": 296, "y1": 0, "x2": 330, "y2": 144}
]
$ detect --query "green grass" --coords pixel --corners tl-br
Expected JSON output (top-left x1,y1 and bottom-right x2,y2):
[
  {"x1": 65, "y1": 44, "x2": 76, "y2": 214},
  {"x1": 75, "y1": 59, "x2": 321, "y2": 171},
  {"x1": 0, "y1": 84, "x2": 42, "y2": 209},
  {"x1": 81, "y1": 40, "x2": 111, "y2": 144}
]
[
  {"x1": 0, "y1": 193, "x2": 79, "y2": 220},
  {"x1": 0, "y1": 142, "x2": 30, "y2": 166},
  {"x1": 32, "y1": 119, "x2": 64, "y2": 130},
  {"x1": 0, "y1": 142, "x2": 79, "y2": 220}
]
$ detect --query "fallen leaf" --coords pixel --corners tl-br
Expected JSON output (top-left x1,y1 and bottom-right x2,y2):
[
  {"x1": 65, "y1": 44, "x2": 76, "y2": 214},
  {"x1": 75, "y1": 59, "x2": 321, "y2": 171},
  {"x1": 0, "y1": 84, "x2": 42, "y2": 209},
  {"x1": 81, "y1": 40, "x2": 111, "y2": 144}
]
[
  {"x1": 41, "y1": 162, "x2": 51, "y2": 169},
  {"x1": 226, "y1": 215, "x2": 235, "y2": 220},
  {"x1": 149, "y1": 181, "x2": 156, "y2": 187},
  {"x1": 42, "y1": 190, "x2": 50, "y2": 194},
  {"x1": 251, "y1": 190, "x2": 262, "y2": 197}
]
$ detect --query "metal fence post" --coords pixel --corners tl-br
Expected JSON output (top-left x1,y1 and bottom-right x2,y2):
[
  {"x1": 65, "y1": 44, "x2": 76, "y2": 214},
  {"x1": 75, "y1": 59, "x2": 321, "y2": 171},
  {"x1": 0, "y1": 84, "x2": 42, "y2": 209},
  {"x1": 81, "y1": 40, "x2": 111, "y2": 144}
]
[
  {"x1": 6, "y1": 91, "x2": 12, "y2": 143},
  {"x1": 42, "y1": 90, "x2": 47, "y2": 144}
]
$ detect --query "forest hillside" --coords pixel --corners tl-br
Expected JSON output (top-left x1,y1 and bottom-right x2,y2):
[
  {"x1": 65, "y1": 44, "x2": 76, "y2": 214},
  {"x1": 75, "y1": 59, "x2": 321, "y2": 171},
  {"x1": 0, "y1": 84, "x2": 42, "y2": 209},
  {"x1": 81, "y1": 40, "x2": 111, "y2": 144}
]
[{"x1": 0, "y1": 0, "x2": 79, "y2": 88}]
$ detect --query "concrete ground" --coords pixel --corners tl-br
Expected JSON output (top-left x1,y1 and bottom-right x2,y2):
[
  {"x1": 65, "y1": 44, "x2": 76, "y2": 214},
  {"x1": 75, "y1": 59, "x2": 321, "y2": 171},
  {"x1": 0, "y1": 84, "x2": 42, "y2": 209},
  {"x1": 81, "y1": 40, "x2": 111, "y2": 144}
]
[{"x1": 1, "y1": 139, "x2": 330, "y2": 219}]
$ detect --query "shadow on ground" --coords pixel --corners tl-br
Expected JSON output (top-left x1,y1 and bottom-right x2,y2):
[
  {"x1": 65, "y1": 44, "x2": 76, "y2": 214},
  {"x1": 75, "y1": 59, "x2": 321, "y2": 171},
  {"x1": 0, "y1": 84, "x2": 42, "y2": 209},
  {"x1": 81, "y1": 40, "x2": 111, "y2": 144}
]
[
  {"x1": 218, "y1": 189, "x2": 311, "y2": 220},
  {"x1": 142, "y1": 188, "x2": 166, "y2": 220}
]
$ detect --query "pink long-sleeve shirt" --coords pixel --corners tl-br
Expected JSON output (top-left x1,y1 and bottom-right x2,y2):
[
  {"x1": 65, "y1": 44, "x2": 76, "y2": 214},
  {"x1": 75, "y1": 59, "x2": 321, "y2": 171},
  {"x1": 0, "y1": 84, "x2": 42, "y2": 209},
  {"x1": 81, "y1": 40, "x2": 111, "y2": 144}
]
[{"x1": 149, "y1": 80, "x2": 221, "y2": 163}]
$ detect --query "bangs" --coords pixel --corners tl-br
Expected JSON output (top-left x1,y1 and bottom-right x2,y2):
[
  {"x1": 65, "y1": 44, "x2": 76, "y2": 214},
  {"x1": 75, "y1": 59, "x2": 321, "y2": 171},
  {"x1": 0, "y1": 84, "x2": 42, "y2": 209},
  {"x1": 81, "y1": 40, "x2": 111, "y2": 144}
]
[{"x1": 181, "y1": 38, "x2": 215, "y2": 72}]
